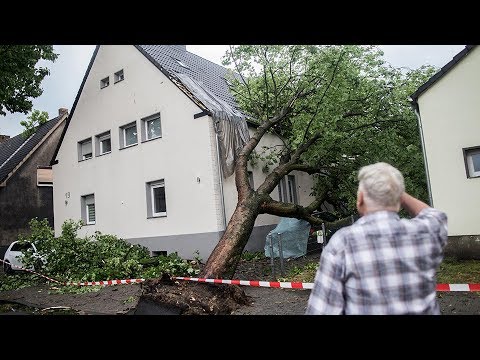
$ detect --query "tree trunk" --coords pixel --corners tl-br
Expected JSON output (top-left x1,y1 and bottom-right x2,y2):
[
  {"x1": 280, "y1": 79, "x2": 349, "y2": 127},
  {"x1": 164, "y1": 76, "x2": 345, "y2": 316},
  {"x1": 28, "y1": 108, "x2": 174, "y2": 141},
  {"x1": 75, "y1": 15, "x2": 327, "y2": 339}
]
[{"x1": 200, "y1": 195, "x2": 261, "y2": 279}]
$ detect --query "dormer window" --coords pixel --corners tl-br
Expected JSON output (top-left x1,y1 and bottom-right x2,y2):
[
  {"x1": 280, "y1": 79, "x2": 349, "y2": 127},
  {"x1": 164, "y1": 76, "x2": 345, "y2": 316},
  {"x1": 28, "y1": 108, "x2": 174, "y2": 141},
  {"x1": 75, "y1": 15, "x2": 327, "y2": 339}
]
[
  {"x1": 114, "y1": 69, "x2": 124, "y2": 83},
  {"x1": 175, "y1": 59, "x2": 190, "y2": 69},
  {"x1": 100, "y1": 77, "x2": 109, "y2": 89}
]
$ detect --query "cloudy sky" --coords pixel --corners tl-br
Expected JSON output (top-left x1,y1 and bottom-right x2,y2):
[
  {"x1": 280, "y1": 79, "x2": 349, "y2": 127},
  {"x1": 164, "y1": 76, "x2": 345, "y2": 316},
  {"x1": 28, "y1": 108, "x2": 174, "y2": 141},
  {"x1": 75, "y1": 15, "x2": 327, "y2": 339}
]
[{"x1": 0, "y1": 45, "x2": 465, "y2": 137}]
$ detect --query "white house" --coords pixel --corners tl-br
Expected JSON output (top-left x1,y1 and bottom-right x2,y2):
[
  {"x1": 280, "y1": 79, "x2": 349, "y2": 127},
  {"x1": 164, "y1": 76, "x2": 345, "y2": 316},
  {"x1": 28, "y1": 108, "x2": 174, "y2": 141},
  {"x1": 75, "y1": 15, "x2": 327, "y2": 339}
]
[
  {"x1": 51, "y1": 45, "x2": 315, "y2": 260},
  {"x1": 411, "y1": 45, "x2": 480, "y2": 257}
]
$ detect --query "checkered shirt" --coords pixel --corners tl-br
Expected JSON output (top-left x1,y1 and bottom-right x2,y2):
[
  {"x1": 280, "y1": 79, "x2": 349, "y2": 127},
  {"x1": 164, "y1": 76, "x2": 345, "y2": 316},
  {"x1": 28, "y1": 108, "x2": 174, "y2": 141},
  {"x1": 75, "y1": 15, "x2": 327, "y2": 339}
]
[{"x1": 305, "y1": 208, "x2": 448, "y2": 315}]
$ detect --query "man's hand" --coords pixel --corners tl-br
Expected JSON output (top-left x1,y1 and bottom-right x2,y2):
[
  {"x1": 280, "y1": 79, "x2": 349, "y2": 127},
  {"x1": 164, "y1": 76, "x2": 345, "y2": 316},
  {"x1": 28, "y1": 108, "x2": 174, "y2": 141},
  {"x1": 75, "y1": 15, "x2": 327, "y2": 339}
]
[{"x1": 400, "y1": 192, "x2": 430, "y2": 217}]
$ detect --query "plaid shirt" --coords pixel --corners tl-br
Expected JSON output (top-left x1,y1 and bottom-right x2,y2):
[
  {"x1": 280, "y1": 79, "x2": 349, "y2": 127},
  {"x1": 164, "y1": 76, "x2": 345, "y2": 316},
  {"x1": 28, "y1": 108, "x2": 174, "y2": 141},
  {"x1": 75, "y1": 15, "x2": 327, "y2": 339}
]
[{"x1": 305, "y1": 208, "x2": 448, "y2": 315}]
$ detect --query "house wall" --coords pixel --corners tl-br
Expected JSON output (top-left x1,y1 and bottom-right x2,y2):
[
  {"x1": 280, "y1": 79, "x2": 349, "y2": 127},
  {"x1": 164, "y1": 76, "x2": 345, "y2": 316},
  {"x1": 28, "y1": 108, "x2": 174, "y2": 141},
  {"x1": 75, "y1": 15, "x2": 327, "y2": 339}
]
[
  {"x1": 0, "y1": 119, "x2": 66, "y2": 247},
  {"x1": 219, "y1": 128, "x2": 316, "y2": 252},
  {"x1": 53, "y1": 45, "x2": 223, "y2": 260},
  {"x1": 418, "y1": 46, "x2": 480, "y2": 238}
]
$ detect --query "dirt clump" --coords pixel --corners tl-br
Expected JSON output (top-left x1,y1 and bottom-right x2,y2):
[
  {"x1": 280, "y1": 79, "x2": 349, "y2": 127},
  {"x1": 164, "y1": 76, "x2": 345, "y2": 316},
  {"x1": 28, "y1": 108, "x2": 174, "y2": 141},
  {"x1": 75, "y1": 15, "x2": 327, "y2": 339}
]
[{"x1": 141, "y1": 275, "x2": 250, "y2": 315}]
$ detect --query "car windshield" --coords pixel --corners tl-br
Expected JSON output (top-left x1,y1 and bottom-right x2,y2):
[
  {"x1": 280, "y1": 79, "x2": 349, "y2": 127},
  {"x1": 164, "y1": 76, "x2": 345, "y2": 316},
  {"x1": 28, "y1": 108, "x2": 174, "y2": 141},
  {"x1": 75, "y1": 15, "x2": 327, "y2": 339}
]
[{"x1": 11, "y1": 243, "x2": 33, "y2": 252}]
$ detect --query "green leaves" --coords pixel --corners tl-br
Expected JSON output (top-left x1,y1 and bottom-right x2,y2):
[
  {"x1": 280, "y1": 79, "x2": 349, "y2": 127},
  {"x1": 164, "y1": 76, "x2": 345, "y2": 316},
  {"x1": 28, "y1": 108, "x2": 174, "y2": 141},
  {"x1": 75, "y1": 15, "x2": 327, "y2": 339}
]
[
  {"x1": 0, "y1": 45, "x2": 58, "y2": 116},
  {"x1": 14, "y1": 219, "x2": 201, "y2": 292},
  {"x1": 226, "y1": 45, "x2": 435, "y2": 216},
  {"x1": 20, "y1": 109, "x2": 49, "y2": 138}
]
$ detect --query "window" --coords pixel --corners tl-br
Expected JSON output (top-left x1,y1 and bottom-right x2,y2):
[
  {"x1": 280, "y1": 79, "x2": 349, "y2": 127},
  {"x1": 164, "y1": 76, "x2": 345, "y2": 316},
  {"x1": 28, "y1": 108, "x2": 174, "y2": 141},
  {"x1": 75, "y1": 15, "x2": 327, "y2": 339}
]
[
  {"x1": 81, "y1": 194, "x2": 95, "y2": 225},
  {"x1": 100, "y1": 77, "x2": 109, "y2": 89},
  {"x1": 464, "y1": 147, "x2": 480, "y2": 178},
  {"x1": 114, "y1": 69, "x2": 124, "y2": 83},
  {"x1": 175, "y1": 59, "x2": 190, "y2": 69},
  {"x1": 146, "y1": 180, "x2": 167, "y2": 217},
  {"x1": 278, "y1": 175, "x2": 298, "y2": 204},
  {"x1": 152, "y1": 251, "x2": 167, "y2": 257},
  {"x1": 119, "y1": 122, "x2": 138, "y2": 148},
  {"x1": 248, "y1": 171, "x2": 254, "y2": 189},
  {"x1": 95, "y1": 131, "x2": 111, "y2": 156},
  {"x1": 141, "y1": 113, "x2": 162, "y2": 141},
  {"x1": 78, "y1": 138, "x2": 93, "y2": 161},
  {"x1": 37, "y1": 166, "x2": 53, "y2": 187}
]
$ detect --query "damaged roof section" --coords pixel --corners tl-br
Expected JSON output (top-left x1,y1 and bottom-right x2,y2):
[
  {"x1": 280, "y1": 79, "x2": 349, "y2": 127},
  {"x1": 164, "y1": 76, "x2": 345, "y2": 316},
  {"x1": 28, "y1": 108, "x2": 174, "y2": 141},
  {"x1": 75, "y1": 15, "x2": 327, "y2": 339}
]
[
  {"x1": 138, "y1": 45, "x2": 238, "y2": 109},
  {"x1": 137, "y1": 45, "x2": 251, "y2": 178}
]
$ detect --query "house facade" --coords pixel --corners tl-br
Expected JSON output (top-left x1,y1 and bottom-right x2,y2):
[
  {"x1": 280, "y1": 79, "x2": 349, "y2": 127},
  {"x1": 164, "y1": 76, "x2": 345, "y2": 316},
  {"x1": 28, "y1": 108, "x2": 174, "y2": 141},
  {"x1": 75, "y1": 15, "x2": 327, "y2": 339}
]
[
  {"x1": 51, "y1": 45, "x2": 315, "y2": 260},
  {"x1": 411, "y1": 45, "x2": 480, "y2": 257},
  {"x1": 0, "y1": 109, "x2": 67, "y2": 250}
]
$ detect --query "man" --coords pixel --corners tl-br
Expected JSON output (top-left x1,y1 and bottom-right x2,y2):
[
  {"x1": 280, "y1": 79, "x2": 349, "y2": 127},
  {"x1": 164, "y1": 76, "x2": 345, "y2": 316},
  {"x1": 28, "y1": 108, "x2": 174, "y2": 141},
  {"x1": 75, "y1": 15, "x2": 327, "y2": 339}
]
[{"x1": 305, "y1": 162, "x2": 448, "y2": 315}]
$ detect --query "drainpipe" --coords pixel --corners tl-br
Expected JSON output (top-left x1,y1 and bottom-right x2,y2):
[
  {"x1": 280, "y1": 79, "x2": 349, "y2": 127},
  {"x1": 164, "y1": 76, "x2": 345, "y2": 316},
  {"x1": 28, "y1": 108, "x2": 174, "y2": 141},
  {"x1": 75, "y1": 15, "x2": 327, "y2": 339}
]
[
  {"x1": 214, "y1": 119, "x2": 227, "y2": 230},
  {"x1": 410, "y1": 98, "x2": 434, "y2": 207}
]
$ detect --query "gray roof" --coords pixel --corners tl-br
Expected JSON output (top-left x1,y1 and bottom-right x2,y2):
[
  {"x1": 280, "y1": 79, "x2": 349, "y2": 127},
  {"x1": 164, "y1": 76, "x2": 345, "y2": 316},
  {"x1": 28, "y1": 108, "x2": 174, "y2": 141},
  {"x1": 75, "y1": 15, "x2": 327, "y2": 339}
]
[
  {"x1": 411, "y1": 45, "x2": 476, "y2": 101},
  {"x1": 0, "y1": 116, "x2": 62, "y2": 183},
  {"x1": 138, "y1": 45, "x2": 238, "y2": 109}
]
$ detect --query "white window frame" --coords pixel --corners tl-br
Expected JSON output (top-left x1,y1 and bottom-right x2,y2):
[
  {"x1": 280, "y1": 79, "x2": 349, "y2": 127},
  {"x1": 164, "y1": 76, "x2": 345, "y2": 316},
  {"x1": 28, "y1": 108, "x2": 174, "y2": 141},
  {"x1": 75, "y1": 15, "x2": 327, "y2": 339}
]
[
  {"x1": 99, "y1": 133, "x2": 111, "y2": 155},
  {"x1": 123, "y1": 123, "x2": 138, "y2": 148},
  {"x1": 114, "y1": 69, "x2": 124, "y2": 83},
  {"x1": 278, "y1": 175, "x2": 298, "y2": 204},
  {"x1": 82, "y1": 194, "x2": 95, "y2": 225},
  {"x1": 287, "y1": 175, "x2": 298, "y2": 204},
  {"x1": 145, "y1": 116, "x2": 161, "y2": 141},
  {"x1": 464, "y1": 147, "x2": 480, "y2": 178},
  {"x1": 86, "y1": 203, "x2": 96, "y2": 225},
  {"x1": 150, "y1": 181, "x2": 167, "y2": 217},
  {"x1": 79, "y1": 138, "x2": 93, "y2": 161}
]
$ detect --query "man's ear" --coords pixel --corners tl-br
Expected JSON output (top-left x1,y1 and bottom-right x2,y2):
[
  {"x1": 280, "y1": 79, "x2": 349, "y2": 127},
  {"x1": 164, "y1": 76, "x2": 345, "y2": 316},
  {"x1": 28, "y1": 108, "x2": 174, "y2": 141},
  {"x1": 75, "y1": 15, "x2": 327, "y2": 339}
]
[{"x1": 356, "y1": 190, "x2": 364, "y2": 215}]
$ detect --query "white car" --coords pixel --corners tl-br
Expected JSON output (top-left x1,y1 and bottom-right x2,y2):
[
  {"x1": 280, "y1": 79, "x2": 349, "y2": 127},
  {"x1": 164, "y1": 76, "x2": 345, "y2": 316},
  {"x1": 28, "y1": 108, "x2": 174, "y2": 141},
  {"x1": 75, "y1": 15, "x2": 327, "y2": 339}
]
[{"x1": 3, "y1": 241, "x2": 39, "y2": 274}]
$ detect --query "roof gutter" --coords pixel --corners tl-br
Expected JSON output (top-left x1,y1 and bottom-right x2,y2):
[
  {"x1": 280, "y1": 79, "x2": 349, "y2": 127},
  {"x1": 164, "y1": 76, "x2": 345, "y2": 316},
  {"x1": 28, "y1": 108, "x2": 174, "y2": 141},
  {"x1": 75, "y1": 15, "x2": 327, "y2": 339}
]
[{"x1": 409, "y1": 97, "x2": 434, "y2": 206}]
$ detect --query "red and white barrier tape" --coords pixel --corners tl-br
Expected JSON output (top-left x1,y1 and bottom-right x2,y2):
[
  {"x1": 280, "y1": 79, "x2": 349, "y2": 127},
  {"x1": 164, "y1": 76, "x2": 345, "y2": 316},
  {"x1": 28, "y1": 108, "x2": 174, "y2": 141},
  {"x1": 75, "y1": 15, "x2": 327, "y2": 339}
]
[
  {"x1": 0, "y1": 258, "x2": 64, "y2": 285},
  {"x1": 173, "y1": 277, "x2": 480, "y2": 292},
  {"x1": 436, "y1": 283, "x2": 480, "y2": 292},
  {"x1": 65, "y1": 279, "x2": 145, "y2": 286},
  {"x1": 173, "y1": 276, "x2": 313, "y2": 289},
  {"x1": 2, "y1": 258, "x2": 479, "y2": 291},
  {"x1": 1, "y1": 258, "x2": 144, "y2": 287}
]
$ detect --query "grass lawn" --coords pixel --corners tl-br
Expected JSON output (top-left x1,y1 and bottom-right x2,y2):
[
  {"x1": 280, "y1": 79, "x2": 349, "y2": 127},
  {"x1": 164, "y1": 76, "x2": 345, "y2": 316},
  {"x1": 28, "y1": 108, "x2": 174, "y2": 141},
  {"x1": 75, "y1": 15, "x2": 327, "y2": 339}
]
[
  {"x1": 283, "y1": 257, "x2": 480, "y2": 284},
  {"x1": 437, "y1": 257, "x2": 480, "y2": 284}
]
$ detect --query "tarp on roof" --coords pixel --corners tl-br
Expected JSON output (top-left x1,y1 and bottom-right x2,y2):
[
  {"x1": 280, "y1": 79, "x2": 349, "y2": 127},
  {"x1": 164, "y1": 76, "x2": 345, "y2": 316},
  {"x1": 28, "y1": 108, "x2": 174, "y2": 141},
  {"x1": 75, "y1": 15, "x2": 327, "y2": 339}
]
[{"x1": 176, "y1": 73, "x2": 250, "y2": 178}]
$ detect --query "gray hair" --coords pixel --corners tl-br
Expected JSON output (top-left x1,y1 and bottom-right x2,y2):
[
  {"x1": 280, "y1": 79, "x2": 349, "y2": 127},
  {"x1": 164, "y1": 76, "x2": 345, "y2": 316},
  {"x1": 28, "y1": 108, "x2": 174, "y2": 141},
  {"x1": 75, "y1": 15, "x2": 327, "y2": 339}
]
[{"x1": 358, "y1": 162, "x2": 405, "y2": 209}]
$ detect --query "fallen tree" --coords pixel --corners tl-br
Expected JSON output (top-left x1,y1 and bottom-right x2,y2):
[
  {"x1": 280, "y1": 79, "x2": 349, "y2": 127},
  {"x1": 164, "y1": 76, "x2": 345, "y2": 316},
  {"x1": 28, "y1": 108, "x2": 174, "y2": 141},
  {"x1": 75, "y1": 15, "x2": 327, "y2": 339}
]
[{"x1": 201, "y1": 45, "x2": 435, "y2": 278}]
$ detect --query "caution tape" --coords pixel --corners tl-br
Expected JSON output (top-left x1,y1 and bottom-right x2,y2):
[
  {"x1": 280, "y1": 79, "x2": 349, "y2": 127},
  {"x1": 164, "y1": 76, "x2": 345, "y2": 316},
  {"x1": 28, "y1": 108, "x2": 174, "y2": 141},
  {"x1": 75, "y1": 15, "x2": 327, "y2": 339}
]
[
  {"x1": 0, "y1": 258, "x2": 144, "y2": 287},
  {"x1": 65, "y1": 279, "x2": 145, "y2": 286},
  {"x1": 0, "y1": 258, "x2": 64, "y2": 285},
  {"x1": 172, "y1": 276, "x2": 313, "y2": 289},
  {"x1": 436, "y1": 283, "x2": 480, "y2": 292},
  {"x1": 2, "y1": 258, "x2": 480, "y2": 291},
  {"x1": 173, "y1": 277, "x2": 480, "y2": 292}
]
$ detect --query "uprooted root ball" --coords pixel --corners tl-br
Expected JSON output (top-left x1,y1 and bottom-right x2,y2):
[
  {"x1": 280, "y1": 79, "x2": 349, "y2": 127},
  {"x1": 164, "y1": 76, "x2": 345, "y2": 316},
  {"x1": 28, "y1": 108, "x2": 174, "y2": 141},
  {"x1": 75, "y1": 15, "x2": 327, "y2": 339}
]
[{"x1": 141, "y1": 276, "x2": 251, "y2": 315}]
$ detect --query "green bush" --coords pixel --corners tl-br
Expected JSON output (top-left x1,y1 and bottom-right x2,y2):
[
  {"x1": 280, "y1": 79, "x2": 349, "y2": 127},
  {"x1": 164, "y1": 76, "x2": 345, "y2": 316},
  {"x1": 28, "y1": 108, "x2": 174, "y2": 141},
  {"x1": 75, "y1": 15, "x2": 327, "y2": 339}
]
[
  {"x1": 7, "y1": 218, "x2": 200, "y2": 292},
  {"x1": 241, "y1": 251, "x2": 265, "y2": 261}
]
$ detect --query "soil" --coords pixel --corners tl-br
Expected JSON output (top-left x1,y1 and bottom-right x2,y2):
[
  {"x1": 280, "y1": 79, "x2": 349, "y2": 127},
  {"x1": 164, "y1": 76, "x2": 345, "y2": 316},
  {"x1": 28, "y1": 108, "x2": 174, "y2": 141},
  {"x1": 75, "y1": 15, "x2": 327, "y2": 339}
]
[{"x1": 1, "y1": 252, "x2": 479, "y2": 315}]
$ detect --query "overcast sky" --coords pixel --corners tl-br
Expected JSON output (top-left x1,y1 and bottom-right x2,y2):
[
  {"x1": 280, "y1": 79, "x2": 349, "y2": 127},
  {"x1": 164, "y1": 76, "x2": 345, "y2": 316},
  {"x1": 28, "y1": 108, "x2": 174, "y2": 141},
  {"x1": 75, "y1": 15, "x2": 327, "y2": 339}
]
[{"x1": 0, "y1": 45, "x2": 465, "y2": 137}]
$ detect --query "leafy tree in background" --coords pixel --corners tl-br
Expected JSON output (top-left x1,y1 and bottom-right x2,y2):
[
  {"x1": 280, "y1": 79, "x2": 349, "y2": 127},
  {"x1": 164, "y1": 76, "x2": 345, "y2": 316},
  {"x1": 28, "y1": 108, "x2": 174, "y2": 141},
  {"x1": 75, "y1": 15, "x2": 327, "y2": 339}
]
[
  {"x1": 0, "y1": 45, "x2": 58, "y2": 116},
  {"x1": 201, "y1": 45, "x2": 435, "y2": 278},
  {"x1": 20, "y1": 109, "x2": 49, "y2": 138}
]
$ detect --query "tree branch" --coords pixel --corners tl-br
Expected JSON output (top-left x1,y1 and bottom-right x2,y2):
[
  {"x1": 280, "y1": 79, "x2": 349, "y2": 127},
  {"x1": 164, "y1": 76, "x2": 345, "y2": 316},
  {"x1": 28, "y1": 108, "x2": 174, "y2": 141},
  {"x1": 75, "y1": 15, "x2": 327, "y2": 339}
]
[
  {"x1": 303, "y1": 50, "x2": 345, "y2": 142},
  {"x1": 287, "y1": 163, "x2": 329, "y2": 176},
  {"x1": 343, "y1": 117, "x2": 406, "y2": 133},
  {"x1": 259, "y1": 192, "x2": 328, "y2": 225}
]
